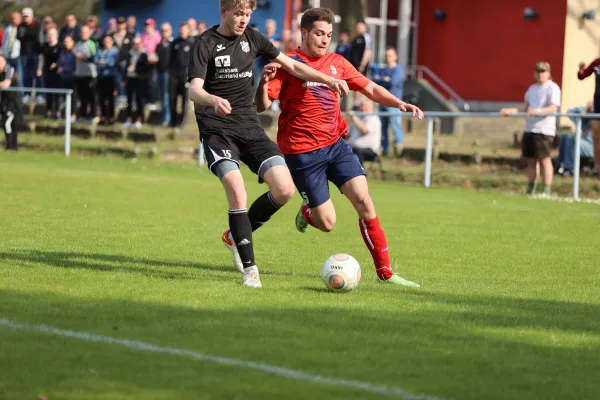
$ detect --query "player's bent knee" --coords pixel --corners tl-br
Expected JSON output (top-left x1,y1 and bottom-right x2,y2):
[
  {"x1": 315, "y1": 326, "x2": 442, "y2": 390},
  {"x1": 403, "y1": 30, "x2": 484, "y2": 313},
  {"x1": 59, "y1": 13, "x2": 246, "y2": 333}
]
[
  {"x1": 313, "y1": 212, "x2": 336, "y2": 232},
  {"x1": 320, "y1": 216, "x2": 336, "y2": 232},
  {"x1": 272, "y1": 181, "x2": 295, "y2": 205},
  {"x1": 261, "y1": 157, "x2": 295, "y2": 205}
]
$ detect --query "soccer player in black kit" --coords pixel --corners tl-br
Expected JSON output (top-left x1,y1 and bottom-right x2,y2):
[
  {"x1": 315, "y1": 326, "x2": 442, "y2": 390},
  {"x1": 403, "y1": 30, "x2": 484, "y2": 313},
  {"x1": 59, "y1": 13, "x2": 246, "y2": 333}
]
[
  {"x1": 0, "y1": 55, "x2": 21, "y2": 151},
  {"x1": 188, "y1": 0, "x2": 349, "y2": 288}
]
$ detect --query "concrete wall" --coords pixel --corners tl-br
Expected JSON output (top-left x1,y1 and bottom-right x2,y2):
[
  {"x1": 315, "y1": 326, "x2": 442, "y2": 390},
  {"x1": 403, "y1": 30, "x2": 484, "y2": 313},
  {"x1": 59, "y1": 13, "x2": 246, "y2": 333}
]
[{"x1": 560, "y1": 0, "x2": 600, "y2": 125}]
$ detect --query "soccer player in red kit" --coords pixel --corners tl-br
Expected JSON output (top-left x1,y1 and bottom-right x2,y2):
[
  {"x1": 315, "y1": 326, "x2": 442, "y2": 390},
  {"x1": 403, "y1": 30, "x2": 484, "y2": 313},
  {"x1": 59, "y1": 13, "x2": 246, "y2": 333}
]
[{"x1": 255, "y1": 8, "x2": 424, "y2": 287}]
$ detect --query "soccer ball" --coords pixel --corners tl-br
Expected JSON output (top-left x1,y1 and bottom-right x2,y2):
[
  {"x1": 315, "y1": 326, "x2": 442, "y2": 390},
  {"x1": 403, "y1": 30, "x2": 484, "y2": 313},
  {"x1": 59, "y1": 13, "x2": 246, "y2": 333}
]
[{"x1": 321, "y1": 254, "x2": 361, "y2": 292}]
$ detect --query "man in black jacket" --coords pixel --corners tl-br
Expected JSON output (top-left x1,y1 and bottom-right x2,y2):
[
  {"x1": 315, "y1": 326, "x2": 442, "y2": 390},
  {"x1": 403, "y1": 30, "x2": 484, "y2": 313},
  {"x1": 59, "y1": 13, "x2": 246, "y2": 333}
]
[
  {"x1": 0, "y1": 56, "x2": 22, "y2": 151},
  {"x1": 18, "y1": 8, "x2": 42, "y2": 103},
  {"x1": 168, "y1": 22, "x2": 194, "y2": 130},
  {"x1": 155, "y1": 23, "x2": 173, "y2": 127}
]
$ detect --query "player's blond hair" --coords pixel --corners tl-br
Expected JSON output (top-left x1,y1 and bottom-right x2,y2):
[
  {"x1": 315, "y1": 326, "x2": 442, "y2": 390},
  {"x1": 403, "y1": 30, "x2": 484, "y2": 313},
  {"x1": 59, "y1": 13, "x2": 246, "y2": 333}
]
[{"x1": 220, "y1": 0, "x2": 256, "y2": 11}]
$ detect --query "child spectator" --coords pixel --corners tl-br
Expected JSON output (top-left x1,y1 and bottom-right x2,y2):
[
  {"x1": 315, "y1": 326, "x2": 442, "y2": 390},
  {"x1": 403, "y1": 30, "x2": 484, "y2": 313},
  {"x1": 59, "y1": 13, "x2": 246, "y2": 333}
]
[
  {"x1": 57, "y1": 35, "x2": 76, "y2": 121},
  {"x1": 95, "y1": 35, "x2": 119, "y2": 125}
]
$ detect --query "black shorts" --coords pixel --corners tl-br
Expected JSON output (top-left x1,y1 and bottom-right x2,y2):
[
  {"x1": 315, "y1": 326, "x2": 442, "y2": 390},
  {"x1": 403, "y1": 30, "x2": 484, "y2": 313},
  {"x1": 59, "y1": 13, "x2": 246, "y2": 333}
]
[
  {"x1": 200, "y1": 124, "x2": 283, "y2": 182},
  {"x1": 521, "y1": 132, "x2": 553, "y2": 159}
]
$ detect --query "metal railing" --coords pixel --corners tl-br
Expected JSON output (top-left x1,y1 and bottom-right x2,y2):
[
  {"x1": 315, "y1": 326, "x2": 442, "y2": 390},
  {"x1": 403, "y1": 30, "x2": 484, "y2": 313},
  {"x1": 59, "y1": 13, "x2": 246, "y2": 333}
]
[
  {"x1": 343, "y1": 111, "x2": 594, "y2": 201},
  {"x1": 0, "y1": 86, "x2": 74, "y2": 156},
  {"x1": 406, "y1": 65, "x2": 470, "y2": 111}
]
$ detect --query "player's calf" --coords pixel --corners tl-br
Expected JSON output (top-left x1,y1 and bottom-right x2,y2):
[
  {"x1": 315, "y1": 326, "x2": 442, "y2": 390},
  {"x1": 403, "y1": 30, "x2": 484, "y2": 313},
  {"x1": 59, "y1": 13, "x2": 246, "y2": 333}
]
[
  {"x1": 247, "y1": 162, "x2": 295, "y2": 232},
  {"x1": 220, "y1": 167, "x2": 248, "y2": 210},
  {"x1": 341, "y1": 176, "x2": 376, "y2": 220},
  {"x1": 300, "y1": 200, "x2": 337, "y2": 232}
]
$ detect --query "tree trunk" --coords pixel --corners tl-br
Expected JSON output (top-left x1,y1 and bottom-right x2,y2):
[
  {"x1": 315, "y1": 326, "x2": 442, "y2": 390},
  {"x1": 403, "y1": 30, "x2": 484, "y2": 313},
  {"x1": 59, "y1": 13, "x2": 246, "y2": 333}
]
[{"x1": 339, "y1": 0, "x2": 367, "y2": 34}]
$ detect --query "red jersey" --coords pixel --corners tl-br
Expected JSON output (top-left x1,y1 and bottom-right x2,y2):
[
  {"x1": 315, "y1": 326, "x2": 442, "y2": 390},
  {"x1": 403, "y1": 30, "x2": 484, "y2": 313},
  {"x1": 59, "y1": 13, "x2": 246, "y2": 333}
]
[{"x1": 267, "y1": 50, "x2": 370, "y2": 154}]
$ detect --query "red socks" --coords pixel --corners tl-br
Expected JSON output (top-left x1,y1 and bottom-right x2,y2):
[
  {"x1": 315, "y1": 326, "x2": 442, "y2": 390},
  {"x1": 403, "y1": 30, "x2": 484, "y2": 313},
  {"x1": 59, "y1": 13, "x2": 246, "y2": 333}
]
[
  {"x1": 301, "y1": 204, "x2": 316, "y2": 228},
  {"x1": 359, "y1": 217, "x2": 393, "y2": 280}
]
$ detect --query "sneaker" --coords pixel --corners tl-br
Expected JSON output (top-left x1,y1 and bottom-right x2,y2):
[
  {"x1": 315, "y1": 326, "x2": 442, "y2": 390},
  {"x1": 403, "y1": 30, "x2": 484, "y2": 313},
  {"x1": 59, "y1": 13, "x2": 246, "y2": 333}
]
[
  {"x1": 242, "y1": 265, "x2": 262, "y2": 288},
  {"x1": 36, "y1": 96, "x2": 45, "y2": 105},
  {"x1": 134, "y1": 121, "x2": 142, "y2": 129},
  {"x1": 123, "y1": 120, "x2": 133, "y2": 128},
  {"x1": 222, "y1": 229, "x2": 243, "y2": 273},
  {"x1": 378, "y1": 271, "x2": 420, "y2": 287},
  {"x1": 295, "y1": 200, "x2": 309, "y2": 233},
  {"x1": 22, "y1": 95, "x2": 31, "y2": 103}
]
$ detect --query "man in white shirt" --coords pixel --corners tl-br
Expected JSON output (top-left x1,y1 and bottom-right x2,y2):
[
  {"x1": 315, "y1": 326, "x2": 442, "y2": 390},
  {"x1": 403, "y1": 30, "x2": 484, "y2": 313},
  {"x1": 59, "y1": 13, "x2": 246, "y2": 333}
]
[
  {"x1": 501, "y1": 62, "x2": 561, "y2": 195},
  {"x1": 348, "y1": 97, "x2": 381, "y2": 165}
]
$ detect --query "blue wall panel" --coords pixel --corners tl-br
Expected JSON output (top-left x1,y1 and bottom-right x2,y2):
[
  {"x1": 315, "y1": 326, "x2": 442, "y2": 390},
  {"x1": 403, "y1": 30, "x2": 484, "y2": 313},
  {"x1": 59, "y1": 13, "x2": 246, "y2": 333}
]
[{"x1": 100, "y1": 0, "x2": 286, "y2": 36}]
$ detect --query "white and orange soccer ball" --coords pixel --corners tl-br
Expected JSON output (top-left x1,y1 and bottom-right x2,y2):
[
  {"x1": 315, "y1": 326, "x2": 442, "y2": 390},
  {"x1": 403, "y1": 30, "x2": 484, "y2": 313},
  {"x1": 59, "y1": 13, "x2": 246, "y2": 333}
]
[{"x1": 321, "y1": 254, "x2": 362, "y2": 292}]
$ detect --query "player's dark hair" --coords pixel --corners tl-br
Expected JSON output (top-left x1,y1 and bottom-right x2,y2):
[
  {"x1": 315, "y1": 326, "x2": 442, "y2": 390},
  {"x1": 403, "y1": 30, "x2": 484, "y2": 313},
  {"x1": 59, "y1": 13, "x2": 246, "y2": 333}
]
[{"x1": 300, "y1": 8, "x2": 335, "y2": 32}]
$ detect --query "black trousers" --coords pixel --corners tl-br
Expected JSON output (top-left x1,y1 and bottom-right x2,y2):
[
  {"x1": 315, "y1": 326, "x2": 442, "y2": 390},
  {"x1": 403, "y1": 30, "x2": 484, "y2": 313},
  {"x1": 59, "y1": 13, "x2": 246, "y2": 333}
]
[
  {"x1": 352, "y1": 146, "x2": 378, "y2": 166},
  {"x1": 75, "y1": 77, "x2": 96, "y2": 119},
  {"x1": 97, "y1": 76, "x2": 116, "y2": 120},
  {"x1": 126, "y1": 77, "x2": 147, "y2": 120},
  {"x1": 2, "y1": 110, "x2": 19, "y2": 150},
  {"x1": 169, "y1": 74, "x2": 188, "y2": 128},
  {"x1": 45, "y1": 71, "x2": 61, "y2": 116}
]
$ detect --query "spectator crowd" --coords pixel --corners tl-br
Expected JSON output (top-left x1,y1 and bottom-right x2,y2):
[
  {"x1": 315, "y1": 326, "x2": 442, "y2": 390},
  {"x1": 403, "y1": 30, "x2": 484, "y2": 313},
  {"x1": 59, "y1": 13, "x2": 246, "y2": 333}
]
[
  {"x1": 0, "y1": 8, "x2": 407, "y2": 154},
  {"x1": 0, "y1": 7, "x2": 210, "y2": 129}
]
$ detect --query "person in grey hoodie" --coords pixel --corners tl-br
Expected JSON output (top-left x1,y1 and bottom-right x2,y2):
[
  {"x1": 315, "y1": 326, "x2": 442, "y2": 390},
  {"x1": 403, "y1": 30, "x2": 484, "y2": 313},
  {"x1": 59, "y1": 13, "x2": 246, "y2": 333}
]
[
  {"x1": 123, "y1": 36, "x2": 150, "y2": 128},
  {"x1": 74, "y1": 25, "x2": 97, "y2": 120}
]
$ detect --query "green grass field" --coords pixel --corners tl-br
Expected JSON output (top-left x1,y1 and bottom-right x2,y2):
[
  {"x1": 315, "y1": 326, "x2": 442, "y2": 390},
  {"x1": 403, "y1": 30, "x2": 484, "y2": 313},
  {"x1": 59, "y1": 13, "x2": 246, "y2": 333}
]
[{"x1": 1, "y1": 152, "x2": 599, "y2": 400}]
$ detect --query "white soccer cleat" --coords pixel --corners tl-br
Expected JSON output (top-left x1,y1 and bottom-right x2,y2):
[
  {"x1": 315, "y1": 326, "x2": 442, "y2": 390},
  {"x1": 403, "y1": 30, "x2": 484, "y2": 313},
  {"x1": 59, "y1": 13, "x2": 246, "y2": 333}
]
[
  {"x1": 242, "y1": 265, "x2": 262, "y2": 288},
  {"x1": 222, "y1": 229, "x2": 244, "y2": 273}
]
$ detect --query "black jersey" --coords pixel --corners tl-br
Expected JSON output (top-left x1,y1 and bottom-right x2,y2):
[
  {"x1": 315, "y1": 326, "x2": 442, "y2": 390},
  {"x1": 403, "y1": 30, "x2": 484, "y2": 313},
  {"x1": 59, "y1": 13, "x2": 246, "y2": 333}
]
[
  {"x1": 188, "y1": 25, "x2": 280, "y2": 130},
  {"x1": 0, "y1": 65, "x2": 22, "y2": 117}
]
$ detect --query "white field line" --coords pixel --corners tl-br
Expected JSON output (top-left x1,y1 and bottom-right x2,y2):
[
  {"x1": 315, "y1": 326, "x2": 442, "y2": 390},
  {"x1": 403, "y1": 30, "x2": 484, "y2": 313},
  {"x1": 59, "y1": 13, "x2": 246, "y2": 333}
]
[
  {"x1": 504, "y1": 192, "x2": 600, "y2": 205},
  {"x1": 0, "y1": 318, "x2": 444, "y2": 400}
]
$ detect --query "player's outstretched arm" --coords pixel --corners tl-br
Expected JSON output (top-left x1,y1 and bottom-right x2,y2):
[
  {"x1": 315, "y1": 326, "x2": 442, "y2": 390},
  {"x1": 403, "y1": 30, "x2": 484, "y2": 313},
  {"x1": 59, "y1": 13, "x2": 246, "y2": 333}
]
[
  {"x1": 359, "y1": 81, "x2": 424, "y2": 119},
  {"x1": 274, "y1": 53, "x2": 350, "y2": 95},
  {"x1": 255, "y1": 64, "x2": 278, "y2": 113},
  {"x1": 189, "y1": 77, "x2": 232, "y2": 116}
]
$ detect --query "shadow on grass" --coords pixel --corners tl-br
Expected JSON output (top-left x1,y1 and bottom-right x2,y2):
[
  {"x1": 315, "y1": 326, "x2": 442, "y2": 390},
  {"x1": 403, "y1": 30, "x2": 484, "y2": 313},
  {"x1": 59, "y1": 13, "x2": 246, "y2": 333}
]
[
  {"x1": 0, "y1": 288, "x2": 598, "y2": 400},
  {"x1": 0, "y1": 249, "x2": 230, "y2": 280},
  {"x1": 0, "y1": 249, "x2": 297, "y2": 278}
]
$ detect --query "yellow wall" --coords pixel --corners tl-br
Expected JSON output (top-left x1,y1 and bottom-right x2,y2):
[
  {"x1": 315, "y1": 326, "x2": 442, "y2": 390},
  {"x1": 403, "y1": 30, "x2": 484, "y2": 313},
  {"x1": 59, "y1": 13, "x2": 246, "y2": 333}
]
[{"x1": 561, "y1": 0, "x2": 600, "y2": 126}]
